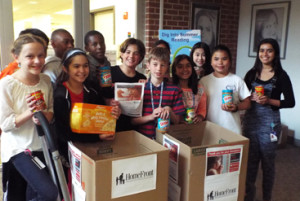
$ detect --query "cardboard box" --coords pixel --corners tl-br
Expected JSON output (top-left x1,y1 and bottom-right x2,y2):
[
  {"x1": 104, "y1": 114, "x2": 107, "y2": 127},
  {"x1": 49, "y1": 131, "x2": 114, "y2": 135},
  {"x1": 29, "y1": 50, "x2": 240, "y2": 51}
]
[
  {"x1": 156, "y1": 121, "x2": 249, "y2": 201},
  {"x1": 70, "y1": 130, "x2": 169, "y2": 201}
]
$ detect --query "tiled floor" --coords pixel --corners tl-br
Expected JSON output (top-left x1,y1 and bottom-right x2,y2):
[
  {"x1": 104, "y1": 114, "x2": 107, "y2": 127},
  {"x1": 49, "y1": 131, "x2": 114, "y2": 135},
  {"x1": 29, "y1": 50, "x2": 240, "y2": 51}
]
[{"x1": 0, "y1": 144, "x2": 299, "y2": 201}]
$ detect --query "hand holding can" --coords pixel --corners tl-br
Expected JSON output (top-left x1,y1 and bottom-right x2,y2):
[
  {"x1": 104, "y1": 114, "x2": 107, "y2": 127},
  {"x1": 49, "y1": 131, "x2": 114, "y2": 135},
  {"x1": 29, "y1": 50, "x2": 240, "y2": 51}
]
[
  {"x1": 30, "y1": 90, "x2": 47, "y2": 112},
  {"x1": 222, "y1": 89, "x2": 233, "y2": 106}
]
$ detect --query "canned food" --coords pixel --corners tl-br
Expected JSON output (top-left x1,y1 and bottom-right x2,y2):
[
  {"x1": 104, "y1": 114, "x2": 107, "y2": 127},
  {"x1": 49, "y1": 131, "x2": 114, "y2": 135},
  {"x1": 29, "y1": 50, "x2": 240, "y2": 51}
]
[
  {"x1": 99, "y1": 66, "x2": 112, "y2": 87},
  {"x1": 30, "y1": 90, "x2": 46, "y2": 112},
  {"x1": 255, "y1": 85, "x2": 264, "y2": 96},
  {"x1": 185, "y1": 108, "x2": 195, "y2": 124},
  {"x1": 157, "y1": 118, "x2": 170, "y2": 134},
  {"x1": 222, "y1": 89, "x2": 233, "y2": 106}
]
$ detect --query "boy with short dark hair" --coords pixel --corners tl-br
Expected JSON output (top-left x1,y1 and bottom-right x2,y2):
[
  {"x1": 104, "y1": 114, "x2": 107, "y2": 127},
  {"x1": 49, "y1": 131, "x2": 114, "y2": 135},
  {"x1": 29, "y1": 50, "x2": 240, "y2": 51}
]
[
  {"x1": 132, "y1": 47, "x2": 185, "y2": 139},
  {"x1": 84, "y1": 30, "x2": 111, "y2": 87}
]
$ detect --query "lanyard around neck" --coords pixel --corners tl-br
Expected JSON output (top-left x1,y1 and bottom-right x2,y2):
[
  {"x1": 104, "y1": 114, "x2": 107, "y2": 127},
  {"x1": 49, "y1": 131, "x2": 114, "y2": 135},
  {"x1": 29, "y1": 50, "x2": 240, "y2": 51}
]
[{"x1": 150, "y1": 81, "x2": 164, "y2": 111}]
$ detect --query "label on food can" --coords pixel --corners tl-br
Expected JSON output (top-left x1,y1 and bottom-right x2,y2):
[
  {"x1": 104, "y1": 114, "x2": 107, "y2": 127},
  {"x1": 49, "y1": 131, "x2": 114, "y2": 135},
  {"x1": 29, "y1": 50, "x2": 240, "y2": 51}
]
[
  {"x1": 30, "y1": 90, "x2": 46, "y2": 112},
  {"x1": 99, "y1": 66, "x2": 112, "y2": 87},
  {"x1": 255, "y1": 85, "x2": 264, "y2": 96},
  {"x1": 157, "y1": 118, "x2": 170, "y2": 133},
  {"x1": 222, "y1": 89, "x2": 233, "y2": 106},
  {"x1": 185, "y1": 108, "x2": 195, "y2": 124}
]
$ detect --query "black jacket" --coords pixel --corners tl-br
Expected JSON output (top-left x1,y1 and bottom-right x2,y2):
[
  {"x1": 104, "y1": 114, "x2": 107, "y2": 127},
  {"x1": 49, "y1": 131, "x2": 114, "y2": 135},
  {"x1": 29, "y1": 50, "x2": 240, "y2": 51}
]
[{"x1": 53, "y1": 83, "x2": 106, "y2": 159}]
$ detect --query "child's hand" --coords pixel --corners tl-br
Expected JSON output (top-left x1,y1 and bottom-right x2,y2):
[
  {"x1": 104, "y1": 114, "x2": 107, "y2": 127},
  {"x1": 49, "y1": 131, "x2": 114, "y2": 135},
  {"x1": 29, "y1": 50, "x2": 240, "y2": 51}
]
[
  {"x1": 99, "y1": 134, "x2": 115, "y2": 141},
  {"x1": 109, "y1": 99, "x2": 121, "y2": 119},
  {"x1": 257, "y1": 95, "x2": 269, "y2": 105},
  {"x1": 192, "y1": 115, "x2": 204, "y2": 124},
  {"x1": 151, "y1": 107, "x2": 163, "y2": 120},
  {"x1": 221, "y1": 104, "x2": 238, "y2": 112},
  {"x1": 31, "y1": 111, "x2": 53, "y2": 125},
  {"x1": 160, "y1": 106, "x2": 171, "y2": 119},
  {"x1": 251, "y1": 93, "x2": 269, "y2": 105},
  {"x1": 250, "y1": 92, "x2": 259, "y2": 101},
  {"x1": 110, "y1": 99, "x2": 120, "y2": 107},
  {"x1": 138, "y1": 79, "x2": 147, "y2": 85},
  {"x1": 25, "y1": 94, "x2": 37, "y2": 115},
  {"x1": 111, "y1": 106, "x2": 121, "y2": 119},
  {"x1": 32, "y1": 115, "x2": 41, "y2": 125}
]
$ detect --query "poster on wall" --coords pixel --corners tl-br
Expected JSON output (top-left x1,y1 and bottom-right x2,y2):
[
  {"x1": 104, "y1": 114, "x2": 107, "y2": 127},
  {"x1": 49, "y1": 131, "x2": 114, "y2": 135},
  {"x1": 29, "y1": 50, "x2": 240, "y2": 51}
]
[
  {"x1": 190, "y1": 3, "x2": 220, "y2": 52},
  {"x1": 159, "y1": 30, "x2": 201, "y2": 63},
  {"x1": 248, "y1": 2, "x2": 291, "y2": 59}
]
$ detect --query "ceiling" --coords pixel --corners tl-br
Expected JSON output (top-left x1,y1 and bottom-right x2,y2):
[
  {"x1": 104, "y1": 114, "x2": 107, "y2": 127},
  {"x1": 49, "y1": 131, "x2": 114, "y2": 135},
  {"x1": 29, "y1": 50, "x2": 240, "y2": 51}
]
[{"x1": 12, "y1": 0, "x2": 72, "y2": 23}]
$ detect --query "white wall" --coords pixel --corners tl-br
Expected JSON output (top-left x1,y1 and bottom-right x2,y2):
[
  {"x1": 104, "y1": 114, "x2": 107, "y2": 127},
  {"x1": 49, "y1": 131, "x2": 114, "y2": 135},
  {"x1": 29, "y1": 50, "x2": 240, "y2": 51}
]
[
  {"x1": 236, "y1": 0, "x2": 300, "y2": 144},
  {"x1": 0, "y1": 0, "x2": 14, "y2": 70},
  {"x1": 90, "y1": 0, "x2": 138, "y2": 48}
]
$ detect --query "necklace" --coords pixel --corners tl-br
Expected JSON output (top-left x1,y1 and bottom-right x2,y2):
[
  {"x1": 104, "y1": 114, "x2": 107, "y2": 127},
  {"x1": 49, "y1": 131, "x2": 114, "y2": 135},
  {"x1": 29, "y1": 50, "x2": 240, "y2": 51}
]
[{"x1": 150, "y1": 81, "x2": 164, "y2": 111}]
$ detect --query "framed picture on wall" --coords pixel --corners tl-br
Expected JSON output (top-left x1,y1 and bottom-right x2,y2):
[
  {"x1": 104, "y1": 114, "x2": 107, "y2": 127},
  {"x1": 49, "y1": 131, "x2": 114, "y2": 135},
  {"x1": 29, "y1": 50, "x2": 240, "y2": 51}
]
[
  {"x1": 190, "y1": 2, "x2": 220, "y2": 52},
  {"x1": 249, "y1": 1, "x2": 291, "y2": 59}
]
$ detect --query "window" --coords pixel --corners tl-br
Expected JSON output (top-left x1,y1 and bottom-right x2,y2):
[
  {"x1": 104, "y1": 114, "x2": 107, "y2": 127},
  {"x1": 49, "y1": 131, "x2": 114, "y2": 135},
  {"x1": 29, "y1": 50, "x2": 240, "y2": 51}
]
[{"x1": 12, "y1": 0, "x2": 73, "y2": 56}]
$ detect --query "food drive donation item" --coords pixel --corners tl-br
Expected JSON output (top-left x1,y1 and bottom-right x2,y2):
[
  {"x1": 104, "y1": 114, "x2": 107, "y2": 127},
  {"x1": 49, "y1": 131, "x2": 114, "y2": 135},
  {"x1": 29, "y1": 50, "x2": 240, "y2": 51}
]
[
  {"x1": 157, "y1": 118, "x2": 170, "y2": 134},
  {"x1": 222, "y1": 89, "x2": 233, "y2": 106},
  {"x1": 115, "y1": 83, "x2": 144, "y2": 117},
  {"x1": 70, "y1": 103, "x2": 116, "y2": 135},
  {"x1": 30, "y1": 90, "x2": 47, "y2": 112},
  {"x1": 255, "y1": 85, "x2": 264, "y2": 96},
  {"x1": 99, "y1": 66, "x2": 112, "y2": 87},
  {"x1": 185, "y1": 108, "x2": 195, "y2": 124}
]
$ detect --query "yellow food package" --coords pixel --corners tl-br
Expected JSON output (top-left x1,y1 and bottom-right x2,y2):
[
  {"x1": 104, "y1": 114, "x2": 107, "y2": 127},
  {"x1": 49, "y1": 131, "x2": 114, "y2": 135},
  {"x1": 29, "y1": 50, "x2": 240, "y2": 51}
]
[{"x1": 70, "y1": 103, "x2": 116, "y2": 135}]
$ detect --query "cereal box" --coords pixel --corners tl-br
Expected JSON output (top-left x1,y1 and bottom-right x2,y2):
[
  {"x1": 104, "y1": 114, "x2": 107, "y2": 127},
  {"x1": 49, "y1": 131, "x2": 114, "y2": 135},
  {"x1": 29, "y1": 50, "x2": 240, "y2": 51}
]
[{"x1": 70, "y1": 103, "x2": 116, "y2": 135}]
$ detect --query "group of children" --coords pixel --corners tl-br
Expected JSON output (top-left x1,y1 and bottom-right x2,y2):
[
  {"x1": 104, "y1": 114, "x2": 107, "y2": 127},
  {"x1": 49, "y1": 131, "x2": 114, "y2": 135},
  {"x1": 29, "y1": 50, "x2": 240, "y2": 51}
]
[{"x1": 0, "y1": 28, "x2": 295, "y2": 201}]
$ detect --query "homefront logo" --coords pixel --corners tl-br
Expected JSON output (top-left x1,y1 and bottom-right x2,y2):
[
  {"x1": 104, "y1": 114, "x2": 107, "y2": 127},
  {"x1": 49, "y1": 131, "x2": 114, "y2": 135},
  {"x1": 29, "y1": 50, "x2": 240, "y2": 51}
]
[
  {"x1": 207, "y1": 188, "x2": 237, "y2": 200},
  {"x1": 116, "y1": 173, "x2": 125, "y2": 185},
  {"x1": 116, "y1": 170, "x2": 154, "y2": 185}
]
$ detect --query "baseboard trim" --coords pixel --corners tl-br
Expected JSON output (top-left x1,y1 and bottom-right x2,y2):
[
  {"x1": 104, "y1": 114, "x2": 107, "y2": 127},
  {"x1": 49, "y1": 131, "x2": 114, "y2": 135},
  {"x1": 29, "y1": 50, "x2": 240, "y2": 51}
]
[{"x1": 294, "y1": 138, "x2": 300, "y2": 147}]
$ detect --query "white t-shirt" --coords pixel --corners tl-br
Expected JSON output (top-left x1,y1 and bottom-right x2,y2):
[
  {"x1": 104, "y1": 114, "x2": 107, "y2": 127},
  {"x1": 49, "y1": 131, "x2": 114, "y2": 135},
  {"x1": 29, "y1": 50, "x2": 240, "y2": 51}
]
[
  {"x1": 0, "y1": 74, "x2": 53, "y2": 162},
  {"x1": 200, "y1": 73, "x2": 250, "y2": 134},
  {"x1": 43, "y1": 55, "x2": 62, "y2": 84}
]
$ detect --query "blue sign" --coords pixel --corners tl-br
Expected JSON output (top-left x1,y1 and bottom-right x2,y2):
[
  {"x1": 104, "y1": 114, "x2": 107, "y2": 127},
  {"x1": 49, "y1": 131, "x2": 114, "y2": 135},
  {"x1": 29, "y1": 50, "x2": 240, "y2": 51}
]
[{"x1": 159, "y1": 30, "x2": 201, "y2": 62}]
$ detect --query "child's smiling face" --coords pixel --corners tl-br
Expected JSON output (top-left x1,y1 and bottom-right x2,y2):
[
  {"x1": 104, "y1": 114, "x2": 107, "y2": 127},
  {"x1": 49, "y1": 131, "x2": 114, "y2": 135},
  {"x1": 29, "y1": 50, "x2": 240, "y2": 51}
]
[
  {"x1": 211, "y1": 50, "x2": 231, "y2": 77},
  {"x1": 147, "y1": 58, "x2": 169, "y2": 81},
  {"x1": 175, "y1": 58, "x2": 193, "y2": 81},
  {"x1": 120, "y1": 44, "x2": 141, "y2": 69}
]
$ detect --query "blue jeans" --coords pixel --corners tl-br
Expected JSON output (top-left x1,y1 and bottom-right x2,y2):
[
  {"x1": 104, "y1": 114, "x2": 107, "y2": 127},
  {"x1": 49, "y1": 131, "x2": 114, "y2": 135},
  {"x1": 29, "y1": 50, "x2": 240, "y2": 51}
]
[{"x1": 2, "y1": 151, "x2": 58, "y2": 201}]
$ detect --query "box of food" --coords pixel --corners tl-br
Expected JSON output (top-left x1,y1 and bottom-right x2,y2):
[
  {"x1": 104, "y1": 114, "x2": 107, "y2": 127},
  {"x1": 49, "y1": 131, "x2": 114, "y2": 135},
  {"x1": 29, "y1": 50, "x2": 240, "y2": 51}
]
[
  {"x1": 156, "y1": 121, "x2": 249, "y2": 201},
  {"x1": 70, "y1": 103, "x2": 116, "y2": 135},
  {"x1": 69, "y1": 130, "x2": 169, "y2": 201}
]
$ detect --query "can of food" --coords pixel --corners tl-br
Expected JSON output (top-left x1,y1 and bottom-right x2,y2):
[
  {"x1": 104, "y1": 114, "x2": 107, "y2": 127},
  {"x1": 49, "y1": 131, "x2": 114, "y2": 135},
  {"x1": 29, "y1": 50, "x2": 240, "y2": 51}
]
[
  {"x1": 99, "y1": 66, "x2": 112, "y2": 87},
  {"x1": 185, "y1": 108, "x2": 195, "y2": 124},
  {"x1": 30, "y1": 90, "x2": 46, "y2": 112},
  {"x1": 157, "y1": 118, "x2": 170, "y2": 133},
  {"x1": 222, "y1": 89, "x2": 233, "y2": 106},
  {"x1": 255, "y1": 85, "x2": 264, "y2": 96}
]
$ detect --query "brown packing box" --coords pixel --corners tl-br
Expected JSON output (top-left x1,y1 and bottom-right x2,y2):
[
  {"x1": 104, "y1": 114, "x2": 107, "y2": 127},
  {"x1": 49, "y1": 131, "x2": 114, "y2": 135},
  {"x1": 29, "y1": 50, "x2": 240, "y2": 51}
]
[
  {"x1": 156, "y1": 121, "x2": 249, "y2": 201},
  {"x1": 72, "y1": 130, "x2": 169, "y2": 201}
]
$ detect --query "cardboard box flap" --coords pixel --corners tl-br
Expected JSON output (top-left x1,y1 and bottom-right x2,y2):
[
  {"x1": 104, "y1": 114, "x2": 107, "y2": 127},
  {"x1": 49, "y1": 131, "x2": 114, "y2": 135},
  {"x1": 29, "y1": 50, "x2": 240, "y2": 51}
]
[
  {"x1": 201, "y1": 121, "x2": 248, "y2": 145},
  {"x1": 73, "y1": 130, "x2": 168, "y2": 161},
  {"x1": 166, "y1": 121, "x2": 248, "y2": 146},
  {"x1": 164, "y1": 123, "x2": 205, "y2": 146}
]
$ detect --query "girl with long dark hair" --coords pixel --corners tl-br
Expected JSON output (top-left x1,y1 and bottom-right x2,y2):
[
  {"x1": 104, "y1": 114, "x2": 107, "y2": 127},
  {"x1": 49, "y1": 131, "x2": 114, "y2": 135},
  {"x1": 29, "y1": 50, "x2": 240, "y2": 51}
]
[{"x1": 243, "y1": 38, "x2": 295, "y2": 201}]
